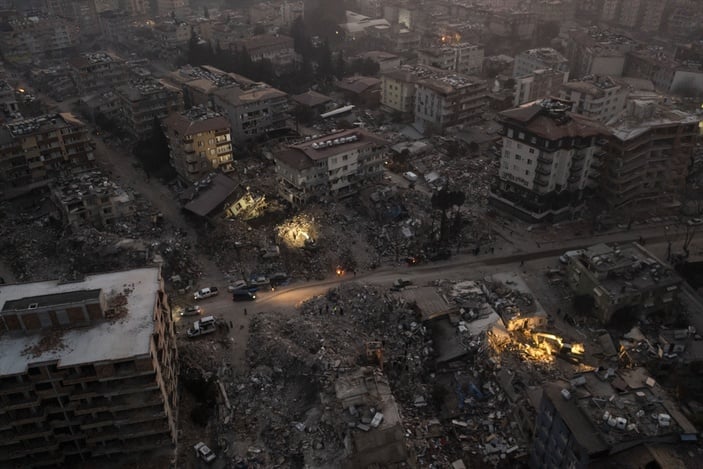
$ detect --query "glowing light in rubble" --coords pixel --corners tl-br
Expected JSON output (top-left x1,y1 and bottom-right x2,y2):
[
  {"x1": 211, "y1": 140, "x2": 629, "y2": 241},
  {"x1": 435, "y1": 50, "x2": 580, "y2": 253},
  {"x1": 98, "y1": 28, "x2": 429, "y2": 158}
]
[{"x1": 276, "y1": 215, "x2": 318, "y2": 248}]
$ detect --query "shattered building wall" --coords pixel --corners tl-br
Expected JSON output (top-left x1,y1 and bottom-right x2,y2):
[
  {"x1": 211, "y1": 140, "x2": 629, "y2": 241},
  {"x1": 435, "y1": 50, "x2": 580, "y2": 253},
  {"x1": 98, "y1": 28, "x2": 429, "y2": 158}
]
[
  {"x1": 0, "y1": 113, "x2": 95, "y2": 199},
  {"x1": 0, "y1": 268, "x2": 178, "y2": 467}
]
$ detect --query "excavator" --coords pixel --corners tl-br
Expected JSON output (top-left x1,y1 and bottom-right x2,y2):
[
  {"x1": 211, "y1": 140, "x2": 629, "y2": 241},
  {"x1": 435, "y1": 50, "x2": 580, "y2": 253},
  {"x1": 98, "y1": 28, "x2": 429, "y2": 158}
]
[{"x1": 532, "y1": 332, "x2": 585, "y2": 364}]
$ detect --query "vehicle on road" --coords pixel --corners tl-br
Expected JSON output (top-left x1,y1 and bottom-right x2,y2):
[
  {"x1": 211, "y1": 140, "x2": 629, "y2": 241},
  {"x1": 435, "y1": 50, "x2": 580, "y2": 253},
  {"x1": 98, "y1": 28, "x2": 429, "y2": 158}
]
[
  {"x1": 269, "y1": 272, "x2": 290, "y2": 287},
  {"x1": 559, "y1": 249, "x2": 584, "y2": 265},
  {"x1": 186, "y1": 316, "x2": 217, "y2": 338},
  {"x1": 194, "y1": 442, "x2": 216, "y2": 463},
  {"x1": 232, "y1": 289, "x2": 256, "y2": 301},
  {"x1": 687, "y1": 218, "x2": 703, "y2": 226},
  {"x1": 180, "y1": 305, "x2": 202, "y2": 316},
  {"x1": 249, "y1": 275, "x2": 270, "y2": 286},
  {"x1": 194, "y1": 287, "x2": 218, "y2": 300},
  {"x1": 391, "y1": 278, "x2": 412, "y2": 291},
  {"x1": 403, "y1": 171, "x2": 418, "y2": 182}
]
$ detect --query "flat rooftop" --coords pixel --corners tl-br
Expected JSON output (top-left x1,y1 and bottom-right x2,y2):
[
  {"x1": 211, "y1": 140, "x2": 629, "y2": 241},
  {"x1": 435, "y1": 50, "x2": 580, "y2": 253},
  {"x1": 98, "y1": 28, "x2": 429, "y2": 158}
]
[{"x1": 0, "y1": 267, "x2": 161, "y2": 376}]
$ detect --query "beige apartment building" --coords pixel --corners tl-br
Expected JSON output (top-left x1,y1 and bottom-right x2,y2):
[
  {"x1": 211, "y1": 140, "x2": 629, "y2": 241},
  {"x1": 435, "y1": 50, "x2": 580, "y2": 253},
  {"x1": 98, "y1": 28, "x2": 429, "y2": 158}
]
[{"x1": 162, "y1": 106, "x2": 234, "y2": 183}]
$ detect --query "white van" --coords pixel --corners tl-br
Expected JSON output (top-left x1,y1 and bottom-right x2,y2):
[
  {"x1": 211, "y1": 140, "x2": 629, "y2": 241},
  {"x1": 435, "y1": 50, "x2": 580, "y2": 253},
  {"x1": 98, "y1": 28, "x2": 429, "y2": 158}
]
[{"x1": 559, "y1": 249, "x2": 584, "y2": 264}]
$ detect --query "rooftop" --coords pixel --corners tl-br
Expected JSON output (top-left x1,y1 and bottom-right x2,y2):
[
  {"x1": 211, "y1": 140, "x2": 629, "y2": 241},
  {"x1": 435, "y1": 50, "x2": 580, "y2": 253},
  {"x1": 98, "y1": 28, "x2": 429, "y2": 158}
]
[
  {"x1": 562, "y1": 75, "x2": 623, "y2": 98},
  {"x1": 574, "y1": 242, "x2": 681, "y2": 297},
  {"x1": 70, "y1": 51, "x2": 123, "y2": 69},
  {"x1": 0, "y1": 112, "x2": 85, "y2": 141},
  {"x1": 383, "y1": 65, "x2": 484, "y2": 94},
  {"x1": 0, "y1": 268, "x2": 161, "y2": 376},
  {"x1": 517, "y1": 47, "x2": 568, "y2": 65},
  {"x1": 291, "y1": 90, "x2": 332, "y2": 108},
  {"x1": 499, "y1": 98, "x2": 606, "y2": 141},
  {"x1": 607, "y1": 100, "x2": 700, "y2": 141},
  {"x1": 118, "y1": 78, "x2": 180, "y2": 101},
  {"x1": 52, "y1": 170, "x2": 130, "y2": 206},
  {"x1": 275, "y1": 129, "x2": 387, "y2": 170},
  {"x1": 162, "y1": 106, "x2": 230, "y2": 136}
]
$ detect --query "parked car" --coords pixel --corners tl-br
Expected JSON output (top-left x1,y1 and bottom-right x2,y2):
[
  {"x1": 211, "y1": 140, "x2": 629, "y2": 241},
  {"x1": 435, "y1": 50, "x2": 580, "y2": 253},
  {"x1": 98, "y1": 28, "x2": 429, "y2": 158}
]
[
  {"x1": 687, "y1": 218, "x2": 703, "y2": 226},
  {"x1": 232, "y1": 289, "x2": 256, "y2": 301},
  {"x1": 194, "y1": 442, "x2": 216, "y2": 463},
  {"x1": 559, "y1": 249, "x2": 584, "y2": 265},
  {"x1": 186, "y1": 316, "x2": 217, "y2": 338},
  {"x1": 180, "y1": 305, "x2": 202, "y2": 316},
  {"x1": 249, "y1": 275, "x2": 270, "y2": 286},
  {"x1": 391, "y1": 278, "x2": 412, "y2": 291},
  {"x1": 269, "y1": 272, "x2": 289, "y2": 287},
  {"x1": 403, "y1": 171, "x2": 418, "y2": 182},
  {"x1": 194, "y1": 287, "x2": 218, "y2": 300}
]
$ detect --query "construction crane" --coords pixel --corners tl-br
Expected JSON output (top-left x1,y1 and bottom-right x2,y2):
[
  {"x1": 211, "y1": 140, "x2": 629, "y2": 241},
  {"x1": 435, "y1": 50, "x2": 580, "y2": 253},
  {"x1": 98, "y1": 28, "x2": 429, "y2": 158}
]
[{"x1": 365, "y1": 341, "x2": 384, "y2": 370}]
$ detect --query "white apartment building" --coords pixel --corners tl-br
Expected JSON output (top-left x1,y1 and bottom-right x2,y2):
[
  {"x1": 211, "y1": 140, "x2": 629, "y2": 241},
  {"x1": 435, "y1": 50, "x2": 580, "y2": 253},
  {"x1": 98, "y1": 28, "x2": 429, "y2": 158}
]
[
  {"x1": 513, "y1": 48, "x2": 569, "y2": 78},
  {"x1": 417, "y1": 43, "x2": 484, "y2": 76},
  {"x1": 514, "y1": 69, "x2": 568, "y2": 107},
  {"x1": 559, "y1": 75, "x2": 629, "y2": 124},
  {"x1": 490, "y1": 99, "x2": 606, "y2": 222}
]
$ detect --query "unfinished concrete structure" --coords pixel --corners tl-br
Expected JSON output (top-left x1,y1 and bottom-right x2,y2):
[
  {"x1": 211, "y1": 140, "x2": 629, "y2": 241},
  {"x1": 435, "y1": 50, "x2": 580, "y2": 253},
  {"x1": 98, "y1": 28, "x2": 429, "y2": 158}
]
[{"x1": 0, "y1": 267, "x2": 178, "y2": 467}]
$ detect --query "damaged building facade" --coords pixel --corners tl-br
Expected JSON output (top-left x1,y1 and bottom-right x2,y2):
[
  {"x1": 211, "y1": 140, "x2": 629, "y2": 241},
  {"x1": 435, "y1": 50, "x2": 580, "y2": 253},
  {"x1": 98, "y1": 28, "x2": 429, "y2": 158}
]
[
  {"x1": 0, "y1": 113, "x2": 95, "y2": 198},
  {"x1": 531, "y1": 368, "x2": 697, "y2": 469},
  {"x1": 600, "y1": 100, "x2": 699, "y2": 211},
  {"x1": 566, "y1": 242, "x2": 682, "y2": 322},
  {"x1": 273, "y1": 129, "x2": 387, "y2": 206},
  {"x1": 490, "y1": 99, "x2": 606, "y2": 222},
  {"x1": 0, "y1": 267, "x2": 178, "y2": 467},
  {"x1": 50, "y1": 171, "x2": 134, "y2": 230},
  {"x1": 162, "y1": 106, "x2": 234, "y2": 184},
  {"x1": 116, "y1": 78, "x2": 183, "y2": 141}
]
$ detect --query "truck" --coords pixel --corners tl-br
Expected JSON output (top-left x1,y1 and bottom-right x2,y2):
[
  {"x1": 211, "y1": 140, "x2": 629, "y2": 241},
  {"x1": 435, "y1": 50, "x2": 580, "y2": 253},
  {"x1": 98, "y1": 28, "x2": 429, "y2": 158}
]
[
  {"x1": 187, "y1": 316, "x2": 217, "y2": 338},
  {"x1": 194, "y1": 287, "x2": 219, "y2": 300}
]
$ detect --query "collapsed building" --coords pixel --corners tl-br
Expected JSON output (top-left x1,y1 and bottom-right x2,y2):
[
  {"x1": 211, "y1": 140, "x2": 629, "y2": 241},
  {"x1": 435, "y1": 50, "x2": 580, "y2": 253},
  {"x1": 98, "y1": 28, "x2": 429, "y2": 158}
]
[
  {"x1": 566, "y1": 242, "x2": 683, "y2": 322},
  {"x1": 0, "y1": 267, "x2": 178, "y2": 467},
  {"x1": 50, "y1": 170, "x2": 134, "y2": 230}
]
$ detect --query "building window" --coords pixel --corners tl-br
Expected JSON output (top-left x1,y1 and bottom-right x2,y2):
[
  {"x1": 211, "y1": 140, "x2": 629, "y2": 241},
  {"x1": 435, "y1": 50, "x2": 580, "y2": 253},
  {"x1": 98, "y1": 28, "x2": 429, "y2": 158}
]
[
  {"x1": 515, "y1": 154, "x2": 521, "y2": 160},
  {"x1": 529, "y1": 148, "x2": 535, "y2": 154},
  {"x1": 527, "y1": 159, "x2": 532, "y2": 164},
  {"x1": 525, "y1": 170, "x2": 530, "y2": 175}
]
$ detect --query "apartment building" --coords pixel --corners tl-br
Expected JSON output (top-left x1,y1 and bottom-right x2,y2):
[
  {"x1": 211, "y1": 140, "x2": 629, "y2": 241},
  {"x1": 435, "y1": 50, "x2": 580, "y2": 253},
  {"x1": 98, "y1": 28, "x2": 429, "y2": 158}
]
[
  {"x1": 274, "y1": 129, "x2": 387, "y2": 206},
  {"x1": 531, "y1": 368, "x2": 696, "y2": 469},
  {"x1": 0, "y1": 113, "x2": 95, "y2": 198},
  {"x1": 69, "y1": 52, "x2": 129, "y2": 97},
  {"x1": 566, "y1": 242, "x2": 682, "y2": 322},
  {"x1": 599, "y1": 0, "x2": 667, "y2": 33},
  {"x1": 417, "y1": 43, "x2": 484, "y2": 76},
  {"x1": 157, "y1": 0, "x2": 189, "y2": 17},
  {"x1": 513, "y1": 48, "x2": 569, "y2": 79},
  {"x1": 162, "y1": 106, "x2": 234, "y2": 183},
  {"x1": 566, "y1": 27, "x2": 636, "y2": 79},
  {"x1": 0, "y1": 267, "x2": 178, "y2": 468},
  {"x1": 153, "y1": 21, "x2": 191, "y2": 49},
  {"x1": 355, "y1": 50, "x2": 402, "y2": 74},
  {"x1": 559, "y1": 75, "x2": 628, "y2": 124},
  {"x1": 490, "y1": 99, "x2": 606, "y2": 222},
  {"x1": 98, "y1": 10, "x2": 133, "y2": 45},
  {"x1": 486, "y1": 11, "x2": 536, "y2": 41},
  {"x1": 0, "y1": 80, "x2": 19, "y2": 116},
  {"x1": 166, "y1": 65, "x2": 288, "y2": 142},
  {"x1": 380, "y1": 67, "x2": 417, "y2": 115},
  {"x1": 528, "y1": 0, "x2": 575, "y2": 24},
  {"x1": 413, "y1": 67, "x2": 487, "y2": 134},
  {"x1": 232, "y1": 34, "x2": 297, "y2": 66},
  {"x1": 116, "y1": 79, "x2": 183, "y2": 141},
  {"x1": 0, "y1": 15, "x2": 78, "y2": 64},
  {"x1": 600, "y1": 100, "x2": 698, "y2": 211},
  {"x1": 50, "y1": 171, "x2": 134, "y2": 230},
  {"x1": 514, "y1": 69, "x2": 569, "y2": 107}
]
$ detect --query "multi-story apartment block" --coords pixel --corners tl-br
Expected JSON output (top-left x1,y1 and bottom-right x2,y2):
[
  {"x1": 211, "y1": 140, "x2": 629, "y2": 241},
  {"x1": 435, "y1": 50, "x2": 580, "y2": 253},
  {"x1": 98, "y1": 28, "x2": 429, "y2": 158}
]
[
  {"x1": 486, "y1": 11, "x2": 536, "y2": 41},
  {"x1": 232, "y1": 34, "x2": 297, "y2": 66},
  {"x1": 565, "y1": 27, "x2": 636, "y2": 79},
  {"x1": 162, "y1": 106, "x2": 234, "y2": 183},
  {"x1": 600, "y1": 100, "x2": 698, "y2": 211},
  {"x1": 98, "y1": 10, "x2": 133, "y2": 45},
  {"x1": 513, "y1": 48, "x2": 569, "y2": 79},
  {"x1": 528, "y1": 0, "x2": 575, "y2": 24},
  {"x1": 165, "y1": 65, "x2": 288, "y2": 141},
  {"x1": 531, "y1": 368, "x2": 696, "y2": 469},
  {"x1": 355, "y1": 50, "x2": 402, "y2": 74},
  {"x1": 0, "y1": 15, "x2": 78, "y2": 64},
  {"x1": 559, "y1": 75, "x2": 628, "y2": 124},
  {"x1": 50, "y1": 171, "x2": 134, "y2": 230},
  {"x1": 0, "y1": 113, "x2": 95, "y2": 198},
  {"x1": 274, "y1": 129, "x2": 387, "y2": 206},
  {"x1": 599, "y1": 0, "x2": 666, "y2": 33},
  {"x1": 116, "y1": 79, "x2": 183, "y2": 141},
  {"x1": 153, "y1": 20, "x2": 191, "y2": 49},
  {"x1": 69, "y1": 52, "x2": 129, "y2": 97},
  {"x1": 566, "y1": 242, "x2": 683, "y2": 322},
  {"x1": 413, "y1": 67, "x2": 487, "y2": 134},
  {"x1": 0, "y1": 267, "x2": 178, "y2": 468},
  {"x1": 514, "y1": 69, "x2": 569, "y2": 107},
  {"x1": 380, "y1": 67, "x2": 417, "y2": 115},
  {"x1": 417, "y1": 43, "x2": 484, "y2": 76},
  {"x1": 490, "y1": 99, "x2": 606, "y2": 222}
]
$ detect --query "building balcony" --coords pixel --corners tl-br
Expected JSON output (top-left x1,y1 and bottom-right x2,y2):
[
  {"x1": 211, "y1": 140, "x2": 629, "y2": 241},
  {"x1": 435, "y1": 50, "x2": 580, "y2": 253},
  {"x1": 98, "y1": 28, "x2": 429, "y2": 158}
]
[
  {"x1": 534, "y1": 178, "x2": 549, "y2": 187},
  {"x1": 4, "y1": 394, "x2": 40, "y2": 410},
  {"x1": 535, "y1": 165, "x2": 551, "y2": 176},
  {"x1": 537, "y1": 155, "x2": 553, "y2": 165}
]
